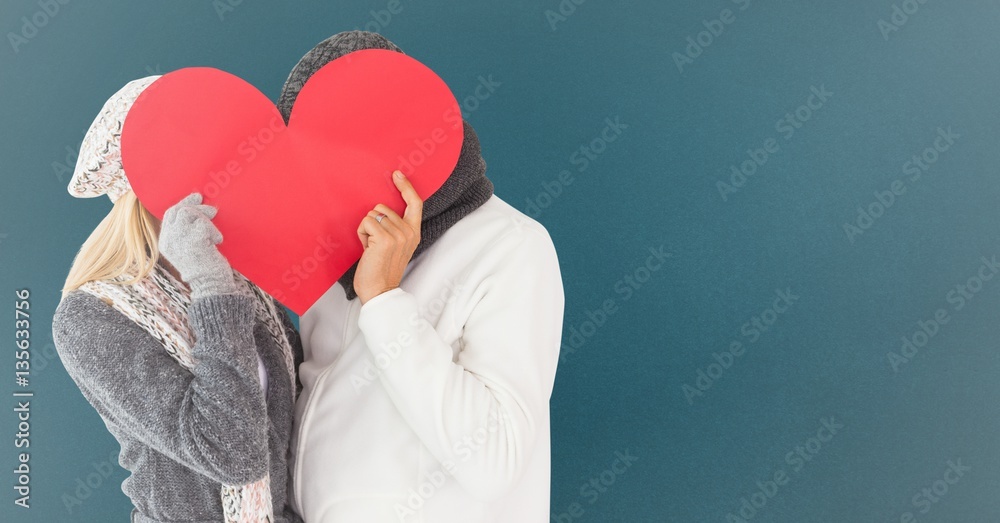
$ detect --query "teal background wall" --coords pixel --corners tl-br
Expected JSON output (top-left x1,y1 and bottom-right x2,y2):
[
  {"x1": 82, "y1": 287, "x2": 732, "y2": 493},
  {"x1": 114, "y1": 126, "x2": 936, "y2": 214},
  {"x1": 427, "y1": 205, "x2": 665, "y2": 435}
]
[{"x1": 3, "y1": 1, "x2": 1000, "y2": 521}]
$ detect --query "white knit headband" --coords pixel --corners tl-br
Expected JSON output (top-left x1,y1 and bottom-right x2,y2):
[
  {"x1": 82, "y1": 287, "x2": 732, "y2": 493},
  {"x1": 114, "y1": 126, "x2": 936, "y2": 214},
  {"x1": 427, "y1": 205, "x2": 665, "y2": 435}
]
[{"x1": 68, "y1": 75, "x2": 161, "y2": 203}]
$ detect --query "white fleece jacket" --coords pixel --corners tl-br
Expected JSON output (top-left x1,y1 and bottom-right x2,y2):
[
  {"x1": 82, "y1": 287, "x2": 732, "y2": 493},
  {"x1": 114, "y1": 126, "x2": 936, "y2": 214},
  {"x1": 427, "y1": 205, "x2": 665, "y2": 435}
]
[{"x1": 290, "y1": 195, "x2": 565, "y2": 523}]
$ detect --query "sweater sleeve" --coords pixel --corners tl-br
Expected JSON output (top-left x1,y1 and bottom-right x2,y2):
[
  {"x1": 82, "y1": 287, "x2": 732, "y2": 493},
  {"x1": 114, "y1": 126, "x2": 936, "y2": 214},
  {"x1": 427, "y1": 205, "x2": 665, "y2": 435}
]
[
  {"x1": 52, "y1": 291, "x2": 270, "y2": 486},
  {"x1": 355, "y1": 226, "x2": 565, "y2": 501}
]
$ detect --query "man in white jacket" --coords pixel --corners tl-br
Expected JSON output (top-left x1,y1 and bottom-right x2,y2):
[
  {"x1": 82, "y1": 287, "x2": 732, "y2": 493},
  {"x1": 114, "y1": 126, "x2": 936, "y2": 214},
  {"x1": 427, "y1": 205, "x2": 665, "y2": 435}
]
[{"x1": 277, "y1": 31, "x2": 565, "y2": 522}]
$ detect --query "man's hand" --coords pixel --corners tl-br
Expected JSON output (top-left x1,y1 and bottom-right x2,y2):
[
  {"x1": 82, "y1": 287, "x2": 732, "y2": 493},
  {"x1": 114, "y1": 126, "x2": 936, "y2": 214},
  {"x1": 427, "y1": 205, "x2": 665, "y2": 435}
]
[{"x1": 354, "y1": 170, "x2": 423, "y2": 304}]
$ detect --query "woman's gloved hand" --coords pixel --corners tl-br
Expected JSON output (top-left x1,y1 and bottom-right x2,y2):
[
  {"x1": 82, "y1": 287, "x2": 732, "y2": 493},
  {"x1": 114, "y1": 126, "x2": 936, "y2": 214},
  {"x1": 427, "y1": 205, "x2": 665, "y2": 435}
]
[{"x1": 158, "y1": 193, "x2": 240, "y2": 300}]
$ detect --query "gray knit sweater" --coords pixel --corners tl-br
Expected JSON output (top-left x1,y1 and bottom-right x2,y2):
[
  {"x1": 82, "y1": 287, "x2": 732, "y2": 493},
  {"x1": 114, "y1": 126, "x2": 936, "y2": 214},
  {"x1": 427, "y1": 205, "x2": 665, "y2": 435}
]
[{"x1": 52, "y1": 290, "x2": 304, "y2": 523}]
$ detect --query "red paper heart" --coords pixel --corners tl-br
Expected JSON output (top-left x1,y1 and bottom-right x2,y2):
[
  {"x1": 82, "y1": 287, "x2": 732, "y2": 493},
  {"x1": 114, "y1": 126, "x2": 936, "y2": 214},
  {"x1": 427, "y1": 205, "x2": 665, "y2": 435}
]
[{"x1": 121, "y1": 49, "x2": 464, "y2": 314}]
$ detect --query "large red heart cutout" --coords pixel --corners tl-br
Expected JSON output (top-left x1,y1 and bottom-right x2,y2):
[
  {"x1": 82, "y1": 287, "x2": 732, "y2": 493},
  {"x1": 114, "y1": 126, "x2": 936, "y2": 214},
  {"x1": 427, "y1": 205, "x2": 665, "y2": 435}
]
[{"x1": 121, "y1": 49, "x2": 464, "y2": 314}]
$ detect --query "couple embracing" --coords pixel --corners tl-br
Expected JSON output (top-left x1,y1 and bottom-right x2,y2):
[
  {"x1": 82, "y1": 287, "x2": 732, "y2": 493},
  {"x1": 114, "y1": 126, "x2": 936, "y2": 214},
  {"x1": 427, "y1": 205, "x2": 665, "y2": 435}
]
[{"x1": 53, "y1": 31, "x2": 564, "y2": 523}]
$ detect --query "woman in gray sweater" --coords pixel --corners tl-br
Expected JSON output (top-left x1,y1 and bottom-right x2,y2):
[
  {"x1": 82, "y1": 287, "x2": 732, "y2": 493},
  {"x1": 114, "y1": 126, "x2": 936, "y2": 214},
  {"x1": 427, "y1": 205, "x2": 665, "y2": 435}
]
[{"x1": 52, "y1": 76, "x2": 305, "y2": 522}]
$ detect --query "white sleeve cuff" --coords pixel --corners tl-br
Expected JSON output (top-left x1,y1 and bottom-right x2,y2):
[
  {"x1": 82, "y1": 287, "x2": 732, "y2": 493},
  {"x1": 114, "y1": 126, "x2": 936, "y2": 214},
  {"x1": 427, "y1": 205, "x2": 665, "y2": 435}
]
[{"x1": 356, "y1": 287, "x2": 418, "y2": 355}]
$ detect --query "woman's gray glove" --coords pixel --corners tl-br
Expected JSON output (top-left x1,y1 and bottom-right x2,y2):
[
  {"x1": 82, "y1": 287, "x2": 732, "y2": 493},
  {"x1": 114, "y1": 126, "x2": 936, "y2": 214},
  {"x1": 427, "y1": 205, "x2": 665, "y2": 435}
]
[{"x1": 158, "y1": 193, "x2": 240, "y2": 300}]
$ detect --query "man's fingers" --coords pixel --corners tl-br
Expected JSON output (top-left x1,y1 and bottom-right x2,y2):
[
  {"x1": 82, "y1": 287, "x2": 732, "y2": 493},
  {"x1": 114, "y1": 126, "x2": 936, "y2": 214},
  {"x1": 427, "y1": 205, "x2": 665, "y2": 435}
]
[
  {"x1": 372, "y1": 205, "x2": 405, "y2": 229},
  {"x1": 358, "y1": 215, "x2": 388, "y2": 248},
  {"x1": 357, "y1": 228, "x2": 370, "y2": 249},
  {"x1": 368, "y1": 209, "x2": 405, "y2": 241},
  {"x1": 357, "y1": 218, "x2": 372, "y2": 248},
  {"x1": 392, "y1": 171, "x2": 423, "y2": 229}
]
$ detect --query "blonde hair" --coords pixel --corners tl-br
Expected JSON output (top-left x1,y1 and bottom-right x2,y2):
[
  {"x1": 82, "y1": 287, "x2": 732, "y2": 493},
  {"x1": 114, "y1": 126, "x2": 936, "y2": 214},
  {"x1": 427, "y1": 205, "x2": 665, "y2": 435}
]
[{"x1": 62, "y1": 191, "x2": 161, "y2": 296}]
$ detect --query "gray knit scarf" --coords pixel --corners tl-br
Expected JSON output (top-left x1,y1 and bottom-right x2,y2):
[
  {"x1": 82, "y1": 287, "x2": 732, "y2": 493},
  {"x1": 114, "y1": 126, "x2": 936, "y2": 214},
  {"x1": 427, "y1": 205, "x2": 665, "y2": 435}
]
[{"x1": 277, "y1": 31, "x2": 494, "y2": 300}]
